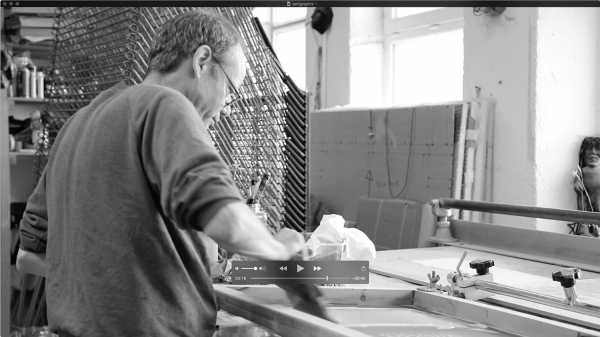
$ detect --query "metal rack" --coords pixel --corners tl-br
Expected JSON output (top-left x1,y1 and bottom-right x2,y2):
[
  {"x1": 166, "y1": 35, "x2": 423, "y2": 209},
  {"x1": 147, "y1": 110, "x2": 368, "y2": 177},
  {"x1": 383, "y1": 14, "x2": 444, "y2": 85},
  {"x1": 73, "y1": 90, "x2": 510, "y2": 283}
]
[{"x1": 36, "y1": 7, "x2": 308, "y2": 232}]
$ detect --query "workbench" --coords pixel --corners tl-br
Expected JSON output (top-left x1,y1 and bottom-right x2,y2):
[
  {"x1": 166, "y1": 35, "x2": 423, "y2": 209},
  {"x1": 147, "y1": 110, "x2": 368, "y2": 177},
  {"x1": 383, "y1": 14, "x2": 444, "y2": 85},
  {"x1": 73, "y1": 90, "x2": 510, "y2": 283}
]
[{"x1": 214, "y1": 199, "x2": 600, "y2": 337}]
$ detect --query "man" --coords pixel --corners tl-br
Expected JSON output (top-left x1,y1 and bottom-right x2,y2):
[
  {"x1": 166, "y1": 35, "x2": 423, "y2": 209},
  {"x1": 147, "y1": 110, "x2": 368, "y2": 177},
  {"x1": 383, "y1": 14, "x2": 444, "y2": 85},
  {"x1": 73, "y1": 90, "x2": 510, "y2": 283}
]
[{"x1": 16, "y1": 10, "x2": 304, "y2": 337}]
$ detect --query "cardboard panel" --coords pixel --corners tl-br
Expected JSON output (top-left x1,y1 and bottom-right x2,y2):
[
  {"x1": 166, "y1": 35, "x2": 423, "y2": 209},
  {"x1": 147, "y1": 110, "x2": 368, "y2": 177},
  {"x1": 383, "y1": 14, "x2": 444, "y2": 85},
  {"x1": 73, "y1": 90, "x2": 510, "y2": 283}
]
[
  {"x1": 356, "y1": 198, "x2": 423, "y2": 250},
  {"x1": 309, "y1": 105, "x2": 460, "y2": 230}
]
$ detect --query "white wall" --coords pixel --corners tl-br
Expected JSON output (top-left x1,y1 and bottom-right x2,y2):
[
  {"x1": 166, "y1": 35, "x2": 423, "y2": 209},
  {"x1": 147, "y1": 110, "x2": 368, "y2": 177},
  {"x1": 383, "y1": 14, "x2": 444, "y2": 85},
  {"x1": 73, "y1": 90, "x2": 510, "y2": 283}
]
[
  {"x1": 306, "y1": 8, "x2": 350, "y2": 110},
  {"x1": 462, "y1": 8, "x2": 538, "y2": 228},
  {"x1": 535, "y1": 8, "x2": 600, "y2": 232}
]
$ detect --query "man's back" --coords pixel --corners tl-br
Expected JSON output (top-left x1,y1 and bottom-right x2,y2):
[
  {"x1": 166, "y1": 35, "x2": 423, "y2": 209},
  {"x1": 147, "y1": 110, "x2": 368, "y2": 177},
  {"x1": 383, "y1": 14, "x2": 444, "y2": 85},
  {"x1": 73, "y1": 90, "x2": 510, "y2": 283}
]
[{"x1": 39, "y1": 83, "x2": 241, "y2": 337}]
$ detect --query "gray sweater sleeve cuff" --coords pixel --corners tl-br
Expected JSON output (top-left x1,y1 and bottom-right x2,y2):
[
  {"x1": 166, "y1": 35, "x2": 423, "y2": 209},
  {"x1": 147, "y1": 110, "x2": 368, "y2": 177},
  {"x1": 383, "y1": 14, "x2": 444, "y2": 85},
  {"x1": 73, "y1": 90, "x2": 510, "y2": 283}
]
[{"x1": 19, "y1": 213, "x2": 48, "y2": 253}]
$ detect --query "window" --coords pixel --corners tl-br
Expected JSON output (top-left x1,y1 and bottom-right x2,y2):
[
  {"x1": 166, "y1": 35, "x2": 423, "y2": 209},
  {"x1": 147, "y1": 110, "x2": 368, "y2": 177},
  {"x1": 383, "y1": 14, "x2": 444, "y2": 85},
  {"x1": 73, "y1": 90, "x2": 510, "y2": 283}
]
[
  {"x1": 390, "y1": 28, "x2": 463, "y2": 106},
  {"x1": 350, "y1": 8, "x2": 463, "y2": 107},
  {"x1": 253, "y1": 8, "x2": 307, "y2": 90},
  {"x1": 385, "y1": 7, "x2": 463, "y2": 106},
  {"x1": 392, "y1": 7, "x2": 441, "y2": 18}
]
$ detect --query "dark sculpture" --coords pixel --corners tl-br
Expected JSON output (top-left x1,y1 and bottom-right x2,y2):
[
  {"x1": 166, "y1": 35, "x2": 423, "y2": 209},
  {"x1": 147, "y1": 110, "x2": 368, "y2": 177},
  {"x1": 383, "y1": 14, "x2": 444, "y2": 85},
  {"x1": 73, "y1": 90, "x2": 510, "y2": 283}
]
[{"x1": 570, "y1": 137, "x2": 600, "y2": 237}]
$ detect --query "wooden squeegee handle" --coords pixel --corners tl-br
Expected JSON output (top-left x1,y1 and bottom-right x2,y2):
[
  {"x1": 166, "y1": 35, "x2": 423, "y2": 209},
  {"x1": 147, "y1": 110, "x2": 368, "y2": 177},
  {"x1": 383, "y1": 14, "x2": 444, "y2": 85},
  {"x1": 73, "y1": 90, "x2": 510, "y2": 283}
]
[{"x1": 436, "y1": 198, "x2": 600, "y2": 224}]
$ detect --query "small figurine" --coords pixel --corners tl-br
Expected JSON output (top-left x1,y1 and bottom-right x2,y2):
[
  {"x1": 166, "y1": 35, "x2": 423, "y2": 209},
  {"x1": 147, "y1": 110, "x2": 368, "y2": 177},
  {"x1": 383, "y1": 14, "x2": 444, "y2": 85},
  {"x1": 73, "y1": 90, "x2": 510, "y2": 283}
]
[{"x1": 570, "y1": 137, "x2": 600, "y2": 237}]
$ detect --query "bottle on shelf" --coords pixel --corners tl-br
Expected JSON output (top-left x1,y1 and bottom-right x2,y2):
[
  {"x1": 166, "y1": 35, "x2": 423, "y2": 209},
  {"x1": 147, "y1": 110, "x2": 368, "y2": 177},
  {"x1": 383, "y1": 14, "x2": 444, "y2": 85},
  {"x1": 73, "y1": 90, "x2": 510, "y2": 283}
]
[
  {"x1": 30, "y1": 65, "x2": 38, "y2": 99},
  {"x1": 12, "y1": 55, "x2": 46, "y2": 100},
  {"x1": 36, "y1": 71, "x2": 45, "y2": 99},
  {"x1": 8, "y1": 63, "x2": 17, "y2": 98}
]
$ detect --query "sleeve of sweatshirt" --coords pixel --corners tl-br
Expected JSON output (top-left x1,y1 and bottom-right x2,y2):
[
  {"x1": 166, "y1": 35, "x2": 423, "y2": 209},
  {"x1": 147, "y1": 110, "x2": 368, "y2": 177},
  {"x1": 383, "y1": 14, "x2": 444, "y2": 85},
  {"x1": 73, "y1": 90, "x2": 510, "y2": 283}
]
[
  {"x1": 137, "y1": 91, "x2": 243, "y2": 231},
  {"x1": 19, "y1": 168, "x2": 49, "y2": 253}
]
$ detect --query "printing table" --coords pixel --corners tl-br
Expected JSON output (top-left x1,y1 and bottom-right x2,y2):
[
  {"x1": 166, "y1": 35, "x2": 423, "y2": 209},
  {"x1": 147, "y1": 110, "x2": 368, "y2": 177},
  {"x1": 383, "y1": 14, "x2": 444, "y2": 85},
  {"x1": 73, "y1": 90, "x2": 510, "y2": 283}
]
[{"x1": 214, "y1": 199, "x2": 600, "y2": 337}]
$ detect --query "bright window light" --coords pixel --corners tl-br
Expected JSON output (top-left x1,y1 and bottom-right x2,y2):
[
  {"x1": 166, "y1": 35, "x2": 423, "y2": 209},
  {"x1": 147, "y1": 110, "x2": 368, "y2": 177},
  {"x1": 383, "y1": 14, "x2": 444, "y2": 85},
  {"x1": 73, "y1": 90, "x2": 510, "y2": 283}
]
[
  {"x1": 253, "y1": 8, "x2": 271, "y2": 25},
  {"x1": 391, "y1": 29, "x2": 463, "y2": 106},
  {"x1": 273, "y1": 24, "x2": 306, "y2": 90},
  {"x1": 392, "y1": 7, "x2": 442, "y2": 18},
  {"x1": 350, "y1": 43, "x2": 384, "y2": 106},
  {"x1": 251, "y1": 8, "x2": 306, "y2": 91},
  {"x1": 272, "y1": 8, "x2": 306, "y2": 25}
]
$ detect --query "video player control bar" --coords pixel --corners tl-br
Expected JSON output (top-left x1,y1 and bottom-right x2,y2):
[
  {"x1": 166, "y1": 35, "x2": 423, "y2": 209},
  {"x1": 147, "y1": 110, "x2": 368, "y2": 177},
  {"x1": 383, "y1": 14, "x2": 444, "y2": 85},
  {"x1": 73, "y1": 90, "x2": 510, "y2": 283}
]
[{"x1": 231, "y1": 261, "x2": 369, "y2": 285}]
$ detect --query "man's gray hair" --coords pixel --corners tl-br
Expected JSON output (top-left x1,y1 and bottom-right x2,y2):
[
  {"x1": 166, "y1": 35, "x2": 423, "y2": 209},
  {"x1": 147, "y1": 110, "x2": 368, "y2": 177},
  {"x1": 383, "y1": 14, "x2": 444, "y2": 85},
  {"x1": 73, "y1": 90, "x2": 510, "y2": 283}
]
[{"x1": 148, "y1": 10, "x2": 241, "y2": 73}]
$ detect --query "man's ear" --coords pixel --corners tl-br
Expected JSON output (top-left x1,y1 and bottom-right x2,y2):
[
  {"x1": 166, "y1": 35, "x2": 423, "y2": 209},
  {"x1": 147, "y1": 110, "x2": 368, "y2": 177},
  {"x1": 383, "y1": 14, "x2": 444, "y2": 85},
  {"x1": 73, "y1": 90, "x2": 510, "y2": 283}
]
[{"x1": 192, "y1": 45, "x2": 213, "y2": 79}]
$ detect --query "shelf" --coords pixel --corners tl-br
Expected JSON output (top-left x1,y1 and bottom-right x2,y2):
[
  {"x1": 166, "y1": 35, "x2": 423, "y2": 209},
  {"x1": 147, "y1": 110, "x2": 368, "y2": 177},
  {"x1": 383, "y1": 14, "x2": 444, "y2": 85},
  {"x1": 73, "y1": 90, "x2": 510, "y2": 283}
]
[
  {"x1": 9, "y1": 150, "x2": 36, "y2": 157},
  {"x1": 9, "y1": 98, "x2": 49, "y2": 104},
  {"x1": 9, "y1": 150, "x2": 36, "y2": 166}
]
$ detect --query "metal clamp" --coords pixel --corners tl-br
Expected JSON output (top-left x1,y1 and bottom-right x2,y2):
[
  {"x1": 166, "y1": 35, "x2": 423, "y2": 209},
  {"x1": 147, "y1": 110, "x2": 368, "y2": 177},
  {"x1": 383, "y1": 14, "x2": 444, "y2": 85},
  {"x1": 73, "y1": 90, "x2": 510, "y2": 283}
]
[
  {"x1": 446, "y1": 252, "x2": 495, "y2": 301},
  {"x1": 418, "y1": 270, "x2": 442, "y2": 292},
  {"x1": 552, "y1": 268, "x2": 581, "y2": 306},
  {"x1": 430, "y1": 199, "x2": 457, "y2": 242}
]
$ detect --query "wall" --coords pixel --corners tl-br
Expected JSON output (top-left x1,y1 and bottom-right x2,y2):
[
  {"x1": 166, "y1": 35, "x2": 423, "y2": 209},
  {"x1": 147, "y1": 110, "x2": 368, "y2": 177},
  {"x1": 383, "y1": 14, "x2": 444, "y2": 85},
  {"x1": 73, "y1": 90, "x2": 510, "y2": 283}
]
[
  {"x1": 462, "y1": 8, "x2": 538, "y2": 228},
  {"x1": 535, "y1": 8, "x2": 600, "y2": 232},
  {"x1": 306, "y1": 7, "x2": 350, "y2": 110}
]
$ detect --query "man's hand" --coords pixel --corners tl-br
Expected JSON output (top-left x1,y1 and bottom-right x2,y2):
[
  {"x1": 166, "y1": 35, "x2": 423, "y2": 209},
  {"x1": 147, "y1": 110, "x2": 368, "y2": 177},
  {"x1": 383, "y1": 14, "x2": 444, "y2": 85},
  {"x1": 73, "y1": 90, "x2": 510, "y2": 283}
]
[
  {"x1": 273, "y1": 228, "x2": 305, "y2": 258},
  {"x1": 16, "y1": 249, "x2": 47, "y2": 277}
]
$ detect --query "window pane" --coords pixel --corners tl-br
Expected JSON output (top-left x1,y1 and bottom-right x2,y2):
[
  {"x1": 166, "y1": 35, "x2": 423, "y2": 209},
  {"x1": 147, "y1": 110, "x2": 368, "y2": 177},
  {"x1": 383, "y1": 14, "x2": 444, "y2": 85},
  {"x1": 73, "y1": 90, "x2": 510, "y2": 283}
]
[
  {"x1": 350, "y1": 43, "x2": 383, "y2": 106},
  {"x1": 253, "y1": 8, "x2": 272, "y2": 39},
  {"x1": 272, "y1": 8, "x2": 306, "y2": 25},
  {"x1": 273, "y1": 24, "x2": 305, "y2": 90},
  {"x1": 392, "y1": 7, "x2": 441, "y2": 18},
  {"x1": 253, "y1": 7, "x2": 271, "y2": 25},
  {"x1": 391, "y1": 29, "x2": 463, "y2": 107}
]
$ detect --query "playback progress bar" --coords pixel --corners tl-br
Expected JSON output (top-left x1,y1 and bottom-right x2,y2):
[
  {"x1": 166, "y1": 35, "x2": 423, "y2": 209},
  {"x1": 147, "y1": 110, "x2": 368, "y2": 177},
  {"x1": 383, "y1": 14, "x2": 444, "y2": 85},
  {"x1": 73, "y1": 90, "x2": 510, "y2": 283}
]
[{"x1": 230, "y1": 261, "x2": 369, "y2": 285}]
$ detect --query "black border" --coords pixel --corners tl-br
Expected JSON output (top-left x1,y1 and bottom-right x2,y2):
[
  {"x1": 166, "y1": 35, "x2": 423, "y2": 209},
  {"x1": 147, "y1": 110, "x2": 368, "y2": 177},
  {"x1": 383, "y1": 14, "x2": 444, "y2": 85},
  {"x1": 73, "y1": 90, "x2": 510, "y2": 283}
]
[{"x1": 2, "y1": 1, "x2": 600, "y2": 8}]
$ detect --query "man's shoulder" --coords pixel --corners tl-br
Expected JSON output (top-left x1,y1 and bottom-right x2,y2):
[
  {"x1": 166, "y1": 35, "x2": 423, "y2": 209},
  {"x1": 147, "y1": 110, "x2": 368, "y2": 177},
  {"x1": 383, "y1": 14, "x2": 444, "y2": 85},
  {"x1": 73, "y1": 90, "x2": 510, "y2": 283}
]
[
  {"x1": 129, "y1": 83, "x2": 186, "y2": 101},
  {"x1": 128, "y1": 83, "x2": 195, "y2": 113}
]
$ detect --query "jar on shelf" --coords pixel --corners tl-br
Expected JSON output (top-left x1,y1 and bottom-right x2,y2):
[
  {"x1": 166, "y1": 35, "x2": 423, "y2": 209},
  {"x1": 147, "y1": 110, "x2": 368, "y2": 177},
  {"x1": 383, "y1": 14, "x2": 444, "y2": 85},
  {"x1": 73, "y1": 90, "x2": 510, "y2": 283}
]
[
  {"x1": 14, "y1": 56, "x2": 33, "y2": 98},
  {"x1": 36, "y1": 71, "x2": 45, "y2": 99},
  {"x1": 30, "y1": 65, "x2": 38, "y2": 99}
]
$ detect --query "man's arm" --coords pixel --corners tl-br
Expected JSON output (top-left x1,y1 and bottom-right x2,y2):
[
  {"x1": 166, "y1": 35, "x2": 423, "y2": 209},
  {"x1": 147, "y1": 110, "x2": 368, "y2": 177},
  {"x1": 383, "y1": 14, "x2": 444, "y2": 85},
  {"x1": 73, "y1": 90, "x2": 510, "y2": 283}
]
[
  {"x1": 138, "y1": 93, "x2": 302, "y2": 260},
  {"x1": 203, "y1": 202, "x2": 302, "y2": 260},
  {"x1": 17, "y1": 168, "x2": 49, "y2": 275}
]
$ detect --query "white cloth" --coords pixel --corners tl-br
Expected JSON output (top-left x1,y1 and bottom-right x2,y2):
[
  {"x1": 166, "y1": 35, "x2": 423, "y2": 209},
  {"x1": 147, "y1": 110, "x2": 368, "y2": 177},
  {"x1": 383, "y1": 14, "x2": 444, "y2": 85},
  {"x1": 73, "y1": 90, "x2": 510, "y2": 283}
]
[{"x1": 307, "y1": 214, "x2": 376, "y2": 265}]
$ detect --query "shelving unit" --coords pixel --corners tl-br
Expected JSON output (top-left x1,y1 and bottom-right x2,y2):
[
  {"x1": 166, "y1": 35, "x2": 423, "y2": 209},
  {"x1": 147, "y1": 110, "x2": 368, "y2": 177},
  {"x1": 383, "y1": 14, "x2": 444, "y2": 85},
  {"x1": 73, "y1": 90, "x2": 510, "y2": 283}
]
[
  {"x1": 10, "y1": 97, "x2": 48, "y2": 104},
  {"x1": 8, "y1": 97, "x2": 48, "y2": 120},
  {"x1": 2, "y1": 7, "x2": 57, "y2": 333},
  {"x1": 9, "y1": 150, "x2": 36, "y2": 158},
  {"x1": 5, "y1": 42, "x2": 53, "y2": 68}
]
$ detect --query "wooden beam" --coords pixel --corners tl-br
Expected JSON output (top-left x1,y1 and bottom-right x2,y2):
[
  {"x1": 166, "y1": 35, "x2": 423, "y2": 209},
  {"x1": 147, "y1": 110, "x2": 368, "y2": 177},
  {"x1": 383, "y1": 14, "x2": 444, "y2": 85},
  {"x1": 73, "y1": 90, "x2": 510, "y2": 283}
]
[
  {"x1": 225, "y1": 285, "x2": 415, "y2": 307},
  {"x1": 414, "y1": 291, "x2": 600, "y2": 337},
  {"x1": 214, "y1": 285, "x2": 372, "y2": 337},
  {"x1": 481, "y1": 295, "x2": 600, "y2": 332},
  {"x1": 452, "y1": 102, "x2": 468, "y2": 200},
  {"x1": 1, "y1": 86, "x2": 12, "y2": 334}
]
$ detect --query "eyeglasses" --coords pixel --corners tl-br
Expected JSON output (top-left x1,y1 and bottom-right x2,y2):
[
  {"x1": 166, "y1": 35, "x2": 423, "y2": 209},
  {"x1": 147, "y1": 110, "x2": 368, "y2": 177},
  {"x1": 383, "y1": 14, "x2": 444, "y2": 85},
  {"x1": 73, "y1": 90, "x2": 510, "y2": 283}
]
[{"x1": 214, "y1": 60, "x2": 242, "y2": 112}]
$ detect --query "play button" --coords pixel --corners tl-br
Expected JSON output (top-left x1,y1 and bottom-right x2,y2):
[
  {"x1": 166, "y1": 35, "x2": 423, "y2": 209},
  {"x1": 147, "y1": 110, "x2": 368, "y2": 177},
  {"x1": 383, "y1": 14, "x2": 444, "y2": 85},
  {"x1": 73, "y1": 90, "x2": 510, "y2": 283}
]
[{"x1": 296, "y1": 264, "x2": 304, "y2": 273}]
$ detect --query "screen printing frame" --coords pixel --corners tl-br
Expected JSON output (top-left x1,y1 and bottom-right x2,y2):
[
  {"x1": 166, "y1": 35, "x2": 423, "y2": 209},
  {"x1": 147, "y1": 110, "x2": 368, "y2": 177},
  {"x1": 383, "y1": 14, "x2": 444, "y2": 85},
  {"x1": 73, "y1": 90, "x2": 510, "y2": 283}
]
[
  {"x1": 215, "y1": 285, "x2": 600, "y2": 337},
  {"x1": 419, "y1": 198, "x2": 600, "y2": 333}
]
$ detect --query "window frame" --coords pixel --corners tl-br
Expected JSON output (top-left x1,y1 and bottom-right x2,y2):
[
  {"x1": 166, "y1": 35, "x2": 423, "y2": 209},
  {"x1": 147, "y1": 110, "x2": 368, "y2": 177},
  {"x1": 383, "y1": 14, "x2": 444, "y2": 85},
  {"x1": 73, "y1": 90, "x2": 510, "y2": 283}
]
[
  {"x1": 382, "y1": 7, "x2": 464, "y2": 106},
  {"x1": 253, "y1": 7, "x2": 307, "y2": 89}
]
